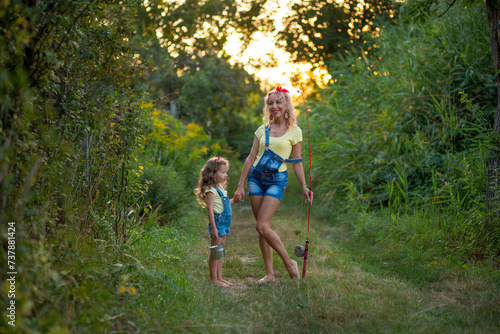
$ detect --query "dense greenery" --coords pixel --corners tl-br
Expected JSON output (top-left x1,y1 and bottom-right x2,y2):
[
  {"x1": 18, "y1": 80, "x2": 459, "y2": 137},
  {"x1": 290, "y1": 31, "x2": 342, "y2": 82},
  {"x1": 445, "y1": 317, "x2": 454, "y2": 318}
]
[
  {"x1": 0, "y1": 0, "x2": 255, "y2": 331},
  {"x1": 308, "y1": 3, "x2": 498, "y2": 254},
  {"x1": 0, "y1": 0, "x2": 498, "y2": 331}
]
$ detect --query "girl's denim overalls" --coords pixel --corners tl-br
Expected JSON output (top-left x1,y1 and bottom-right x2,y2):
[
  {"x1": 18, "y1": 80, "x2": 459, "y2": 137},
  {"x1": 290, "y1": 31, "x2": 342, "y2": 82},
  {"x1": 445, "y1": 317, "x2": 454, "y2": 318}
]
[
  {"x1": 208, "y1": 187, "x2": 232, "y2": 237},
  {"x1": 248, "y1": 126, "x2": 302, "y2": 200}
]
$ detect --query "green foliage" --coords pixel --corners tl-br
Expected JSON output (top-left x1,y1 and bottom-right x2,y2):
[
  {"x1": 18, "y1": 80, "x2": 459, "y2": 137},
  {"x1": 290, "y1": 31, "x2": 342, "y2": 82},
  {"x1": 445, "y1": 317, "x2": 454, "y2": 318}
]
[
  {"x1": 279, "y1": 0, "x2": 399, "y2": 72},
  {"x1": 129, "y1": 0, "x2": 265, "y2": 156},
  {"x1": 139, "y1": 165, "x2": 187, "y2": 222},
  {"x1": 141, "y1": 106, "x2": 242, "y2": 189},
  {"x1": 1, "y1": 0, "x2": 496, "y2": 331},
  {"x1": 0, "y1": 0, "x2": 158, "y2": 331},
  {"x1": 140, "y1": 0, "x2": 267, "y2": 58},
  {"x1": 401, "y1": 0, "x2": 479, "y2": 21},
  {"x1": 311, "y1": 3, "x2": 493, "y2": 212},
  {"x1": 177, "y1": 55, "x2": 261, "y2": 157}
]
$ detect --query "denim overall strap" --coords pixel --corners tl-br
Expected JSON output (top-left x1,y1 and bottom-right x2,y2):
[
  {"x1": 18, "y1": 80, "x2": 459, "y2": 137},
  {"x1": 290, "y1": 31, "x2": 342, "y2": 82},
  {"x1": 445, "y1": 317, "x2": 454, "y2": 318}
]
[
  {"x1": 265, "y1": 126, "x2": 302, "y2": 164},
  {"x1": 265, "y1": 125, "x2": 270, "y2": 147},
  {"x1": 215, "y1": 187, "x2": 232, "y2": 217}
]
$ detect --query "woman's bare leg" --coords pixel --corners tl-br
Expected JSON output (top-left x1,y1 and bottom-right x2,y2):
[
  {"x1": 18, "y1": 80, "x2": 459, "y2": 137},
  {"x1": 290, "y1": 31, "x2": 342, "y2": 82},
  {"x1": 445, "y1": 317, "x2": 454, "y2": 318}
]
[
  {"x1": 250, "y1": 196, "x2": 275, "y2": 282},
  {"x1": 252, "y1": 196, "x2": 300, "y2": 280}
]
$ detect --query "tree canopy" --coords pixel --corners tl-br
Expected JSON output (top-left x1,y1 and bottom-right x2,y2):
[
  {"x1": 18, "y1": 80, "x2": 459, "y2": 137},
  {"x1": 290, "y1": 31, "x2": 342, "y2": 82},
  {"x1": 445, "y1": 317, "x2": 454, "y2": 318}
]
[{"x1": 278, "y1": 0, "x2": 399, "y2": 71}]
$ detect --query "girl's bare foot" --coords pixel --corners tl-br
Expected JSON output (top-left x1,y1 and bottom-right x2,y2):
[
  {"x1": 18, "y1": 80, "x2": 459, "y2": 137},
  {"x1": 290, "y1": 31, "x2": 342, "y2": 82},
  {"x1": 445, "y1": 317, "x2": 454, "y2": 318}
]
[
  {"x1": 221, "y1": 279, "x2": 233, "y2": 286},
  {"x1": 213, "y1": 280, "x2": 231, "y2": 288},
  {"x1": 287, "y1": 260, "x2": 300, "y2": 280},
  {"x1": 256, "y1": 275, "x2": 276, "y2": 285}
]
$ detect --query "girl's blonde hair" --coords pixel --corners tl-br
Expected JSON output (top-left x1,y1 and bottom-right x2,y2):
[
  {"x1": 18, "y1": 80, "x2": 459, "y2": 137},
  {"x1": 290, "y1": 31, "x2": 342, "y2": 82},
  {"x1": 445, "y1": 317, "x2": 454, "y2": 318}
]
[
  {"x1": 262, "y1": 88, "x2": 298, "y2": 128},
  {"x1": 194, "y1": 156, "x2": 229, "y2": 207}
]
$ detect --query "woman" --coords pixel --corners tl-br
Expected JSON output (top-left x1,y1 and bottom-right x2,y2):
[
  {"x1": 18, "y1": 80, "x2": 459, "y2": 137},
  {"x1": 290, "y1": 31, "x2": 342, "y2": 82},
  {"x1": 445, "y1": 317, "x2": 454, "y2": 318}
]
[{"x1": 234, "y1": 86, "x2": 313, "y2": 283}]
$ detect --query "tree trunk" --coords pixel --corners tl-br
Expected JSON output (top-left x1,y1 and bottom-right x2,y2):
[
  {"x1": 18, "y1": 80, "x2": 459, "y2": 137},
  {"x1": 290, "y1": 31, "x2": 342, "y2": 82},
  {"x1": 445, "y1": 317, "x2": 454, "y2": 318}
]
[{"x1": 485, "y1": 0, "x2": 500, "y2": 234}]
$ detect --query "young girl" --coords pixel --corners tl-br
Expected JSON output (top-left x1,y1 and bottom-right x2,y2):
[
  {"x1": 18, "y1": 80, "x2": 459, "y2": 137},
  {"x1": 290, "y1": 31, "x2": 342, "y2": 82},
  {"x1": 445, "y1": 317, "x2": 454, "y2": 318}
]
[
  {"x1": 195, "y1": 156, "x2": 235, "y2": 288},
  {"x1": 234, "y1": 86, "x2": 313, "y2": 284}
]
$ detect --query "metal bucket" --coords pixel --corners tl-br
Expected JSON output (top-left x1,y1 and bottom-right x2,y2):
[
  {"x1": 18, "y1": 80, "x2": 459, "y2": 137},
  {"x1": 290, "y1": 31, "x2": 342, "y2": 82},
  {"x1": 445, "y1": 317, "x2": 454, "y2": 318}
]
[{"x1": 209, "y1": 243, "x2": 225, "y2": 260}]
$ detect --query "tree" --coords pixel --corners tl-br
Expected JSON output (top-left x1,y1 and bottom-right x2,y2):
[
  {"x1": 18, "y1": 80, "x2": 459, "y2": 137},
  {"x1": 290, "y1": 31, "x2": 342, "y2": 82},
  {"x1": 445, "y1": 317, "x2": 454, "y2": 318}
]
[
  {"x1": 177, "y1": 54, "x2": 261, "y2": 157},
  {"x1": 123, "y1": 0, "x2": 267, "y2": 153},
  {"x1": 278, "y1": 0, "x2": 399, "y2": 71}
]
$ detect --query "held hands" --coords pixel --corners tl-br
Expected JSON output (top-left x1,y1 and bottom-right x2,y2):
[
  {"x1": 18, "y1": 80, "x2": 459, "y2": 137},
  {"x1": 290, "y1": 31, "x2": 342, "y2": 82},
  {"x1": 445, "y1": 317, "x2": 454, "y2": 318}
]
[{"x1": 233, "y1": 186, "x2": 245, "y2": 204}]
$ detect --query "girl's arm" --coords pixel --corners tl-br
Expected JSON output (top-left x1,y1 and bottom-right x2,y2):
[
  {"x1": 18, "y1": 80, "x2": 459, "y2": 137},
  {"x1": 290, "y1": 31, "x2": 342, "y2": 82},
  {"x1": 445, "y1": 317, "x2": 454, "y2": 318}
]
[
  {"x1": 206, "y1": 192, "x2": 218, "y2": 239},
  {"x1": 291, "y1": 141, "x2": 314, "y2": 203},
  {"x1": 234, "y1": 136, "x2": 260, "y2": 203}
]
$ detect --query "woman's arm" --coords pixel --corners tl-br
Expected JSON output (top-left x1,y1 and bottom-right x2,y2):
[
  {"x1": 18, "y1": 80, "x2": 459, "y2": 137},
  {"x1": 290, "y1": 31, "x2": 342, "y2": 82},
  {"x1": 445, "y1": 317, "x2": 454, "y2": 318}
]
[
  {"x1": 206, "y1": 192, "x2": 218, "y2": 239},
  {"x1": 234, "y1": 136, "x2": 260, "y2": 203},
  {"x1": 291, "y1": 141, "x2": 314, "y2": 203}
]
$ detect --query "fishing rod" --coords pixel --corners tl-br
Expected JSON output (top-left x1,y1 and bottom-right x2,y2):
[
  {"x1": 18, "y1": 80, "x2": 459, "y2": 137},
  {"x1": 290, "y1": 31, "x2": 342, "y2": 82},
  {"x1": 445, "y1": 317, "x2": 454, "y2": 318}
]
[{"x1": 294, "y1": 88, "x2": 312, "y2": 279}]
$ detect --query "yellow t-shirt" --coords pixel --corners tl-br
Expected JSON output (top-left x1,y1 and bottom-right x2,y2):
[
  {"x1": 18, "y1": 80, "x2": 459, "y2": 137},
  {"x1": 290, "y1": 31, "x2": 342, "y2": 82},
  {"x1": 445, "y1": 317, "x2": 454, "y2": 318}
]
[
  {"x1": 253, "y1": 124, "x2": 303, "y2": 172},
  {"x1": 204, "y1": 186, "x2": 227, "y2": 213}
]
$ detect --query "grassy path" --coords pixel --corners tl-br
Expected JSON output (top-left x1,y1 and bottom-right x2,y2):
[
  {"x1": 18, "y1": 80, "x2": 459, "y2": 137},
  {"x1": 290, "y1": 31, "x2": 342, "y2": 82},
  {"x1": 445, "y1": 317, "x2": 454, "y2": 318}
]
[{"x1": 179, "y1": 182, "x2": 500, "y2": 333}]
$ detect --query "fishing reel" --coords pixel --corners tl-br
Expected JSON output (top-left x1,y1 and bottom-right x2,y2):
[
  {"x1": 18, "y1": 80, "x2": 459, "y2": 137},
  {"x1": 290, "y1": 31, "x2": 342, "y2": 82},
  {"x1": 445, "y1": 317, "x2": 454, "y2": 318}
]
[
  {"x1": 295, "y1": 239, "x2": 309, "y2": 258},
  {"x1": 294, "y1": 245, "x2": 305, "y2": 257}
]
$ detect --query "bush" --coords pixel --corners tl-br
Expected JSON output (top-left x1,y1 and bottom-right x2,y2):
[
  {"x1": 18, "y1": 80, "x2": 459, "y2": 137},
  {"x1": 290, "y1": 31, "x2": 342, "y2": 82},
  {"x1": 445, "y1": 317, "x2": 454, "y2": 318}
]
[{"x1": 140, "y1": 165, "x2": 188, "y2": 223}]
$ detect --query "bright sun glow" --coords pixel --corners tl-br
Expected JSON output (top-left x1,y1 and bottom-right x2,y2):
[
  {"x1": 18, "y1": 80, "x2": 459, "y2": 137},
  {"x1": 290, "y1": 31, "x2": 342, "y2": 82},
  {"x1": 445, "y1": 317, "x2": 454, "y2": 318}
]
[{"x1": 224, "y1": 0, "x2": 331, "y2": 95}]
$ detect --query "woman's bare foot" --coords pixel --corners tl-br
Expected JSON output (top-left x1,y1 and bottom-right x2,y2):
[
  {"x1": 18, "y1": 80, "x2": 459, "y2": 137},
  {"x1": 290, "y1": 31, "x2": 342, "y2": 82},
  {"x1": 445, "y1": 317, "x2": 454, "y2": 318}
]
[
  {"x1": 256, "y1": 275, "x2": 276, "y2": 285},
  {"x1": 287, "y1": 260, "x2": 300, "y2": 280},
  {"x1": 221, "y1": 279, "x2": 233, "y2": 286}
]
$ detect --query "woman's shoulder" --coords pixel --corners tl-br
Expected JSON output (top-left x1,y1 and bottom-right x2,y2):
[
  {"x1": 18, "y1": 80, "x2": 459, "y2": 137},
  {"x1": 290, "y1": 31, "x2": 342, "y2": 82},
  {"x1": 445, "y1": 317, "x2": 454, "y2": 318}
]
[
  {"x1": 256, "y1": 124, "x2": 267, "y2": 131},
  {"x1": 288, "y1": 124, "x2": 302, "y2": 135},
  {"x1": 286, "y1": 124, "x2": 302, "y2": 144}
]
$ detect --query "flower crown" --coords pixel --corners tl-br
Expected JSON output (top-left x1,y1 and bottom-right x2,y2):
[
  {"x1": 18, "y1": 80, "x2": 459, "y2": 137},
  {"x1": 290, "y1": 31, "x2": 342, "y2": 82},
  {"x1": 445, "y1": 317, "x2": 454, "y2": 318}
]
[{"x1": 276, "y1": 86, "x2": 289, "y2": 94}]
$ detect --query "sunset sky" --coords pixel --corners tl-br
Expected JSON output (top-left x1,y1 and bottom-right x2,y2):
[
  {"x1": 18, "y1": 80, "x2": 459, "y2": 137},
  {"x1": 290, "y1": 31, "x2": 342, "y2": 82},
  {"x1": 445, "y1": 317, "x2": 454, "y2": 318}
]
[{"x1": 223, "y1": 0, "x2": 332, "y2": 96}]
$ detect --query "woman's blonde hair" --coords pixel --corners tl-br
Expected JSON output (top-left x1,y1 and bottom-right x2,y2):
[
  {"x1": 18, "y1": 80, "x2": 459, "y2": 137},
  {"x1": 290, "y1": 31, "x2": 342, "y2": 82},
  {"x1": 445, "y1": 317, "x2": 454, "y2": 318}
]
[
  {"x1": 262, "y1": 88, "x2": 298, "y2": 128},
  {"x1": 194, "y1": 156, "x2": 229, "y2": 207}
]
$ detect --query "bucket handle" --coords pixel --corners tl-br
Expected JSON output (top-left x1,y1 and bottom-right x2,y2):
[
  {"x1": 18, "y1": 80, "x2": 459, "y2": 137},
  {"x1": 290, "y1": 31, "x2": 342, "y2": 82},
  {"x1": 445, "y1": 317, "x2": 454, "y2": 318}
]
[{"x1": 212, "y1": 236, "x2": 225, "y2": 245}]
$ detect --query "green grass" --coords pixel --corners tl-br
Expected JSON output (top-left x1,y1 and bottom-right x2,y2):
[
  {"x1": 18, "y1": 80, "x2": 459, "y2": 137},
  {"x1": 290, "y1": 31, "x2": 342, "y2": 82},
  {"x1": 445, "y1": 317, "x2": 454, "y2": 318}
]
[
  {"x1": 88, "y1": 179, "x2": 499, "y2": 333},
  {"x1": 13, "y1": 180, "x2": 499, "y2": 333}
]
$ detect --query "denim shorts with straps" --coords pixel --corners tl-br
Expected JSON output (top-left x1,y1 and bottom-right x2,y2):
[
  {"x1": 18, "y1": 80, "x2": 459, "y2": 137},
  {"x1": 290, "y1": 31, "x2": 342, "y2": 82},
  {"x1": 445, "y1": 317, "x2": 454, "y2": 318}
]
[
  {"x1": 247, "y1": 125, "x2": 302, "y2": 201},
  {"x1": 208, "y1": 187, "x2": 232, "y2": 237}
]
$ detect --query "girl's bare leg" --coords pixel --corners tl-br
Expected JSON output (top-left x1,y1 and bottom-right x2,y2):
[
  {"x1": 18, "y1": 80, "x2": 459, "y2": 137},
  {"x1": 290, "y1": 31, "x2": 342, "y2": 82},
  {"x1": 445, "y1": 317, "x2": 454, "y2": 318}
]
[
  {"x1": 210, "y1": 237, "x2": 230, "y2": 287},
  {"x1": 209, "y1": 253, "x2": 218, "y2": 283},
  {"x1": 216, "y1": 236, "x2": 233, "y2": 286}
]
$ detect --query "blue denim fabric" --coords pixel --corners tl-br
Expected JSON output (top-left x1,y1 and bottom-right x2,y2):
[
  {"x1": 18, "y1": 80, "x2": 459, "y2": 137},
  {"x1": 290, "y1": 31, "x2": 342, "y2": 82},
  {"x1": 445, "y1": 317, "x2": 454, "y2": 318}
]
[
  {"x1": 247, "y1": 166, "x2": 288, "y2": 201},
  {"x1": 208, "y1": 187, "x2": 232, "y2": 237},
  {"x1": 254, "y1": 147, "x2": 285, "y2": 174},
  {"x1": 247, "y1": 125, "x2": 301, "y2": 201},
  {"x1": 254, "y1": 126, "x2": 302, "y2": 173}
]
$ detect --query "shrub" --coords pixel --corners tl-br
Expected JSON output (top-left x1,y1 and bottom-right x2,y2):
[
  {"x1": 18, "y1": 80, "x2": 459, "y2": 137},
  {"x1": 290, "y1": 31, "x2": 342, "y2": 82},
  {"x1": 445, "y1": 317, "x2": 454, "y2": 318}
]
[{"x1": 140, "y1": 165, "x2": 188, "y2": 223}]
